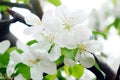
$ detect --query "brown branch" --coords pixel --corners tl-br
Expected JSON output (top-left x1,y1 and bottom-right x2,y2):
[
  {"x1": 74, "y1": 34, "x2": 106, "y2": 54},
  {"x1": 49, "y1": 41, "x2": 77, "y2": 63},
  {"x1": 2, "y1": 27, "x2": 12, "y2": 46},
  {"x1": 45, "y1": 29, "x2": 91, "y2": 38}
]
[
  {"x1": 0, "y1": 1, "x2": 34, "y2": 13},
  {"x1": 30, "y1": 0, "x2": 43, "y2": 19}
]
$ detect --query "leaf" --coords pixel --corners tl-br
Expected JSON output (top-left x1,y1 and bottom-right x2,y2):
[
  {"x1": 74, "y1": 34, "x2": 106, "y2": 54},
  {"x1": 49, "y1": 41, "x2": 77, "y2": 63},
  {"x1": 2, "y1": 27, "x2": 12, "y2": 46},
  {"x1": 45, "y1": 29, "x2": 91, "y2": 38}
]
[
  {"x1": 0, "y1": 68, "x2": 6, "y2": 75},
  {"x1": 55, "y1": 55, "x2": 64, "y2": 65},
  {"x1": 61, "y1": 48, "x2": 78, "y2": 61},
  {"x1": 64, "y1": 66, "x2": 71, "y2": 76},
  {"x1": 57, "y1": 70, "x2": 66, "y2": 80},
  {"x1": 92, "y1": 31, "x2": 107, "y2": 39},
  {"x1": 16, "y1": 0, "x2": 30, "y2": 3},
  {"x1": 0, "y1": 52, "x2": 10, "y2": 66},
  {"x1": 43, "y1": 74, "x2": 56, "y2": 80},
  {"x1": 47, "y1": 0, "x2": 61, "y2": 6},
  {"x1": 15, "y1": 63, "x2": 30, "y2": 79},
  {"x1": 70, "y1": 64, "x2": 84, "y2": 79},
  {"x1": 27, "y1": 40, "x2": 38, "y2": 46}
]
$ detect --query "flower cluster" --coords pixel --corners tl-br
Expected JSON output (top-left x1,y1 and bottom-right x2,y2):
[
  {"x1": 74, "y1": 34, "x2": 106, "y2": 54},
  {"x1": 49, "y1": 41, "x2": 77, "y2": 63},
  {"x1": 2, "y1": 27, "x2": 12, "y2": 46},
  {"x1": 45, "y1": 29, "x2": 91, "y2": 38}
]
[{"x1": 0, "y1": 5, "x2": 103, "y2": 80}]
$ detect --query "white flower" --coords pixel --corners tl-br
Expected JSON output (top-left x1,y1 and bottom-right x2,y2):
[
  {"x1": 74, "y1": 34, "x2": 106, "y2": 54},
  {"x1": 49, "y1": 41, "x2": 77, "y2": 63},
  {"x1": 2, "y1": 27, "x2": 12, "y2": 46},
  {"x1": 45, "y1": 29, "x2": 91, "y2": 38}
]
[
  {"x1": 53, "y1": 5, "x2": 92, "y2": 49},
  {"x1": 24, "y1": 12, "x2": 61, "y2": 61},
  {"x1": 0, "y1": 40, "x2": 10, "y2": 54},
  {"x1": 16, "y1": 41, "x2": 57, "y2": 80},
  {"x1": 14, "y1": 74, "x2": 26, "y2": 80},
  {"x1": 75, "y1": 40, "x2": 103, "y2": 68}
]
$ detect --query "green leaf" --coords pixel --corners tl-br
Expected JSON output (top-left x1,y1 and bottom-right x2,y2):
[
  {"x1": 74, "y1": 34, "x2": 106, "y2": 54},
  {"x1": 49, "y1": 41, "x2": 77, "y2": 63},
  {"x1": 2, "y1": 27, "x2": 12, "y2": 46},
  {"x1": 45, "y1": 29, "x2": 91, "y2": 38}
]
[
  {"x1": 43, "y1": 74, "x2": 56, "y2": 80},
  {"x1": 57, "y1": 70, "x2": 66, "y2": 80},
  {"x1": 16, "y1": 0, "x2": 30, "y2": 3},
  {"x1": 47, "y1": 0, "x2": 61, "y2": 6},
  {"x1": 55, "y1": 55, "x2": 64, "y2": 65},
  {"x1": 61, "y1": 48, "x2": 78, "y2": 61},
  {"x1": 112, "y1": 0, "x2": 117, "y2": 5},
  {"x1": 64, "y1": 66, "x2": 71, "y2": 76},
  {"x1": 70, "y1": 64, "x2": 84, "y2": 79},
  {"x1": 15, "y1": 63, "x2": 30, "y2": 79},
  {"x1": 0, "y1": 52, "x2": 10, "y2": 66},
  {"x1": 27, "y1": 40, "x2": 38, "y2": 46},
  {"x1": 92, "y1": 31, "x2": 107, "y2": 39},
  {"x1": 0, "y1": 68, "x2": 6, "y2": 75}
]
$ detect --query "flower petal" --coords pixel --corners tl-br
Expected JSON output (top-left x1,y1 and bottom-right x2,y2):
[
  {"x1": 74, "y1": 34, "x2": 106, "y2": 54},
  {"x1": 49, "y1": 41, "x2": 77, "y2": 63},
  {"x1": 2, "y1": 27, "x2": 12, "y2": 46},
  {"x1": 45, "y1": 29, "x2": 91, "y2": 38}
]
[
  {"x1": 14, "y1": 74, "x2": 26, "y2": 80},
  {"x1": 64, "y1": 58, "x2": 76, "y2": 67},
  {"x1": 0, "y1": 40, "x2": 10, "y2": 54},
  {"x1": 31, "y1": 65, "x2": 43, "y2": 80},
  {"x1": 86, "y1": 40, "x2": 103, "y2": 53},
  {"x1": 42, "y1": 10, "x2": 61, "y2": 33},
  {"x1": 40, "y1": 59, "x2": 57, "y2": 74},
  {"x1": 24, "y1": 13, "x2": 41, "y2": 26},
  {"x1": 48, "y1": 45, "x2": 61, "y2": 61},
  {"x1": 70, "y1": 10, "x2": 87, "y2": 26},
  {"x1": 55, "y1": 5, "x2": 71, "y2": 23},
  {"x1": 73, "y1": 25, "x2": 92, "y2": 44},
  {"x1": 76, "y1": 52, "x2": 95, "y2": 68},
  {"x1": 23, "y1": 26, "x2": 42, "y2": 35}
]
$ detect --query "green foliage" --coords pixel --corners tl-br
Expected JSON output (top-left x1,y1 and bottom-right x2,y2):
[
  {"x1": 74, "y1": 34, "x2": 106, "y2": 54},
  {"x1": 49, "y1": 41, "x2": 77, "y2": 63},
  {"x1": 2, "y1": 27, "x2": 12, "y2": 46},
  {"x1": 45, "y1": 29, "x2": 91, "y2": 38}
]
[
  {"x1": 57, "y1": 70, "x2": 66, "y2": 80},
  {"x1": 0, "y1": 68, "x2": 6, "y2": 75},
  {"x1": 16, "y1": 0, "x2": 30, "y2": 4},
  {"x1": 43, "y1": 74, "x2": 56, "y2": 80},
  {"x1": 15, "y1": 63, "x2": 30, "y2": 79},
  {"x1": 0, "y1": 52, "x2": 10, "y2": 66},
  {"x1": 93, "y1": 31, "x2": 107, "y2": 39},
  {"x1": 61, "y1": 48, "x2": 78, "y2": 61},
  {"x1": 113, "y1": 18, "x2": 120, "y2": 35},
  {"x1": 47, "y1": 0, "x2": 61, "y2": 6},
  {"x1": 64, "y1": 64, "x2": 84, "y2": 79},
  {"x1": 55, "y1": 55, "x2": 64, "y2": 65},
  {"x1": 27, "y1": 40, "x2": 38, "y2": 46}
]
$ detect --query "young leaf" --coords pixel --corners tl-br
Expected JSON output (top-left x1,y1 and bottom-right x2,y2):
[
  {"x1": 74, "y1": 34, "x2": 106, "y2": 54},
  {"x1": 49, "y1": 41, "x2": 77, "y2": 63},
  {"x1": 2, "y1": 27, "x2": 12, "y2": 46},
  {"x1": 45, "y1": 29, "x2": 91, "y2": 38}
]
[
  {"x1": 15, "y1": 63, "x2": 30, "y2": 79},
  {"x1": 70, "y1": 64, "x2": 84, "y2": 79},
  {"x1": 27, "y1": 40, "x2": 38, "y2": 46},
  {"x1": 47, "y1": 0, "x2": 61, "y2": 6},
  {"x1": 61, "y1": 48, "x2": 78, "y2": 61}
]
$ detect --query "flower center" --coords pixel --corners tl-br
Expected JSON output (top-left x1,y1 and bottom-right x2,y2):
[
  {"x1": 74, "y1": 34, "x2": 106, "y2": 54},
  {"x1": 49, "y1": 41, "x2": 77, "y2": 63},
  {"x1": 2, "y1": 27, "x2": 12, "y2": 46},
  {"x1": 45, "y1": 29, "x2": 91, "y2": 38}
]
[
  {"x1": 78, "y1": 44, "x2": 86, "y2": 53},
  {"x1": 28, "y1": 58, "x2": 40, "y2": 66}
]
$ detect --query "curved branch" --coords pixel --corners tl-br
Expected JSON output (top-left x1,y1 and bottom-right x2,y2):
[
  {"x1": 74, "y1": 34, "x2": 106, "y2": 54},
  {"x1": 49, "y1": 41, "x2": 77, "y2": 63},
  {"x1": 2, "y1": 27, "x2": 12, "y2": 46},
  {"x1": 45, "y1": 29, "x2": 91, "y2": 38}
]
[{"x1": 0, "y1": 1, "x2": 34, "y2": 13}]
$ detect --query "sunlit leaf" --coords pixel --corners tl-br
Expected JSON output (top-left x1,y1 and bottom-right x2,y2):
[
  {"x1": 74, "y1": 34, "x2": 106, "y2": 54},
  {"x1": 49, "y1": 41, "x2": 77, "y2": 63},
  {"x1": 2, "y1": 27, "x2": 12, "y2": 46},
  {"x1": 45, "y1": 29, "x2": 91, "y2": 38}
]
[
  {"x1": 43, "y1": 74, "x2": 56, "y2": 80},
  {"x1": 55, "y1": 55, "x2": 64, "y2": 65},
  {"x1": 15, "y1": 63, "x2": 30, "y2": 79},
  {"x1": 93, "y1": 31, "x2": 107, "y2": 39},
  {"x1": 70, "y1": 64, "x2": 84, "y2": 79},
  {"x1": 61, "y1": 48, "x2": 78, "y2": 61},
  {"x1": 0, "y1": 52, "x2": 10, "y2": 66},
  {"x1": 27, "y1": 40, "x2": 38, "y2": 46},
  {"x1": 47, "y1": 0, "x2": 61, "y2": 6}
]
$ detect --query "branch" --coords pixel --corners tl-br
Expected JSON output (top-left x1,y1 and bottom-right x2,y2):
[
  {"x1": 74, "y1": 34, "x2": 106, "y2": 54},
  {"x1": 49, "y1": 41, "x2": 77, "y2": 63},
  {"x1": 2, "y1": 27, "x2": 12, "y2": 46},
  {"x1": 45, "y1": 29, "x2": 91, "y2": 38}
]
[
  {"x1": 91, "y1": 53, "x2": 116, "y2": 80},
  {"x1": 0, "y1": 1, "x2": 34, "y2": 13},
  {"x1": 87, "y1": 66, "x2": 105, "y2": 80},
  {"x1": 115, "y1": 65, "x2": 120, "y2": 80},
  {"x1": 30, "y1": 0, "x2": 43, "y2": 19}
]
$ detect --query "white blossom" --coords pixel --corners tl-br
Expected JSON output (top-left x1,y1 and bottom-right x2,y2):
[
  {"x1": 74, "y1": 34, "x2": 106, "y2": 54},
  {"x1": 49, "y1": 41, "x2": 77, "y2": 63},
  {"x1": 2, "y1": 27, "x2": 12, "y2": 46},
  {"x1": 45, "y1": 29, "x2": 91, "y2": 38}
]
[
  {"x1": 75, "y1": 40, "x2": 103, "y2": 68},
  {"x1": 0, "y1": 40, "x2": 10, "y2": 54}
]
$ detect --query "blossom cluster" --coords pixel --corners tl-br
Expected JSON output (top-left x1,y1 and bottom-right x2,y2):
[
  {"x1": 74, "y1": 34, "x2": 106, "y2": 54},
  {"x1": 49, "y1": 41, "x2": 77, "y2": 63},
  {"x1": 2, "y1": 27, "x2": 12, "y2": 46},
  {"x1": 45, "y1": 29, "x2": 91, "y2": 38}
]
[{"x1": 0, "y1": 5, "x2": 103, "y2": 80}]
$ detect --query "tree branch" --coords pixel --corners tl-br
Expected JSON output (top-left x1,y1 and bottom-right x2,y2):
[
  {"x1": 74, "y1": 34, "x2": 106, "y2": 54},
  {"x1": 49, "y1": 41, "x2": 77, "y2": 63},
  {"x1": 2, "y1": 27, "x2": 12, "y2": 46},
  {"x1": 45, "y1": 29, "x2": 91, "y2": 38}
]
[{"x1": 0, "y1": 1, "x2": 34, "y2": 13}]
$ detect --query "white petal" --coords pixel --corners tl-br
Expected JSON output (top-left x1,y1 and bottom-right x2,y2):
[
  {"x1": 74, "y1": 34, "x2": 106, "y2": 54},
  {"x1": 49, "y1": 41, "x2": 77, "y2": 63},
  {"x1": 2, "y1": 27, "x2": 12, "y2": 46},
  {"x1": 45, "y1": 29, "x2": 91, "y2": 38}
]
[
  {"x1": 48, "y1": 45, "x2": 61, "y2": 61},
  {"x1": 23, "y1": 26, "x2": 41, "y2": 35},
  {"x1": 0, "y1": 40, "x2": 10, "y2": 54},
  {"x1": 64, "y1": 58, "x2": 76, "y2": 67},
  {"x1": 24, "y1": 13, "x2": 41, "y2": 26},
  {"x1": 10, "y1": 50, "x2": 21, "y2": 64},
  {"x1": 73, "y1": 25, "x2": 92, "y2": 44},
  {"x1": 42, "y1": 10, "x2": 61, "y2": 33},
  {"x1": 76, "y1": 52, "x2": 95, "y2": 68},
  {"x1": 55, "y1": 30, "x2": 77, "y2": 49},
  {"x1": 70, "y1": 10, "x2": 87, "y2": 26},
  {"x1": 31, "y1": 65, "x2": 43, "y2": 80},
  {"x1": 7, "y1": 60, "x2": 16, "y2": 77},
  {"x1": 40, "y1": 59, "x2": 57, "y2": 74},
  {"x1": 14, "y1": 74, "x2": 26, "y2": 80},
  {"x1": 55, "y1": 5, "x2": 71, "y2": 23},
  {"x1": 86, "y1": 40, "x2": 103, "y2": 53}
]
